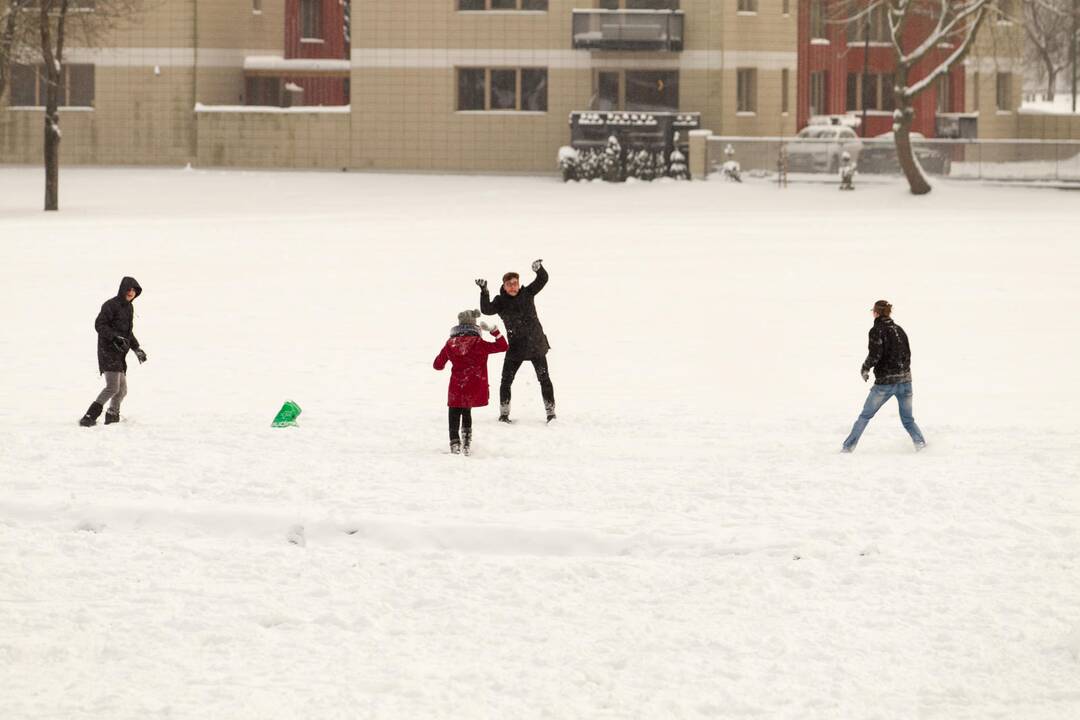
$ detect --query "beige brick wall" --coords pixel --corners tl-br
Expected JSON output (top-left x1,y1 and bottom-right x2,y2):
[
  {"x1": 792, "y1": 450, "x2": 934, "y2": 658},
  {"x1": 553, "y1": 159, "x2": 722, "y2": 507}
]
[{"x1": 196, "y1": 109, "x2": 350, "y2": 168}]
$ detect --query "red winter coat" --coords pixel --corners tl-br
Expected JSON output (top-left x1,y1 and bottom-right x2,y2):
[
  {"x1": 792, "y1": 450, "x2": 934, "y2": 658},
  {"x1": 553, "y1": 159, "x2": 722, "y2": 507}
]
[{"x1": 433, "y1": 329, "x2": 508, "y2": 408}]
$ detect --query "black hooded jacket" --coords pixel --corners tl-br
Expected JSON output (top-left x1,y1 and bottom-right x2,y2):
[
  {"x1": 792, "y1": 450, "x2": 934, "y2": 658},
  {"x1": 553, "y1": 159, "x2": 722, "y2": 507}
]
[
  {"x1": 480, "y1": 266, "x2": 551, "y2": 361},
  {"x1": 95, "y1": 277, "x2": 142, "y2": 374},
  {"x1": 862, "y1": 316, "x2": 912, "y2": 385}
]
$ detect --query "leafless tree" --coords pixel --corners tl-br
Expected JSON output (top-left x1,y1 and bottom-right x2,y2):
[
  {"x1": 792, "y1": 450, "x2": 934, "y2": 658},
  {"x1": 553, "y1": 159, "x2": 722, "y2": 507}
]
[
  {"x1": 3, "y1": 1, "x2": 145, "y2": 210},
  {"x1": 1020, "y1": 0, "x2": 1073, "y2": 100}
]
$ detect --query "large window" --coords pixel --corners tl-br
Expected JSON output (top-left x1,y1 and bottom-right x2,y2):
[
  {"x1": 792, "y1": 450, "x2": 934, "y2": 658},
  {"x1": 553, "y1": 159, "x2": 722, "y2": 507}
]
[
  {"x1": 300, "y1": 0, "x2": 322, "y2": 39},
  {"x1": 457, "y1": 68, "x2": 548, "y2": 111},
  {"x1": 996, "y1": 72, "x2": 1012, "y2": 110},
  {"x1": 9, "y1": 63, "x2": 95, "y2": 107},
  {"x1": 846, "y1": 2, "x2": 888, "y2": 43},
  {"x1": 809, "y1": 0, "x2": 827, "y2": 40},
  {"x1": 736, "y1": 68, "x2": 757, "y2": 113},
  {"x1": 737, "y1": 0, "x2": 757, "y2": 12},
  {"x1": 459, "y1": 0, "x2": 548, "y2": 9},
  {"x1": 625, "y1": 70, "x2": 678, "y2": 112},
  {"x1": 809, "y1": 70, "x2": 828, "y2": 116},
  {"x1": 845, "y1": 72, "x2": 895, "y2": 112}
]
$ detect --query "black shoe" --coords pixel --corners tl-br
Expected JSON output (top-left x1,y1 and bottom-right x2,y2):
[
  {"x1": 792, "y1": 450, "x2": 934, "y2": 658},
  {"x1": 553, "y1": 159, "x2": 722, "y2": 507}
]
[
  {"x1": 450, "y1": 440, "x2": 462, "y2": 455},
  {"x1": 462, "y1": 431, "x2": 472, "y2": 456},
  {"x1": 79, "y1": 402, "x2": 103, "y2": 427},
  {"x1": 104, "y1": 411, "x2": 120, "y2": 425},
  {"x1": 546, "y1": 414, "x2": 556, "y2": 424},
  {"x1": 498, "y1": 415, "x2": 513, "y2": 424}
]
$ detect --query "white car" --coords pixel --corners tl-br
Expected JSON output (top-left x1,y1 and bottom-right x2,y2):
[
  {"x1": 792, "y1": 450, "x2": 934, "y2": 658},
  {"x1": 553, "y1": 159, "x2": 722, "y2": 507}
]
[{"x1": 787, "y1": 125, "x2": 864, "y2": 173}]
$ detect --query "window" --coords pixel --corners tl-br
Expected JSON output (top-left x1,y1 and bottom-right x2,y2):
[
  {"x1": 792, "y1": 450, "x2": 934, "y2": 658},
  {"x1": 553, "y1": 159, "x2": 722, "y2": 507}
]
[
  {"x1": 974, "y1": 71, "x2": 981, "y2": 110},
  {"x1": 936, "y1": 73, "x2": 952, "y2": 113},
  {"x1": 847, "y1": 2, "x2": 888, "y2": 43},
  {"x1": 521, "y1": 68, "x2": 548, "y2": 111},
  {"x1": 996, "y1": 72, "x2": 1012, "y2": 110},
  {"x1": 625, "y1": 70, "x2": 678, "y2": 112},
  {"x1": 300, "y1": 0, "x2": 322, "y2": 39},
  {"x1": 601, "y1": 1, "x2": 680, "y2": 8},
  {"x1": 489, "y1": 69, "x2": 517, "y2": 110},
  {"x1": 253, "y1": 0, "x2": 262, "y2": 12},
  {"x1": 782, "y1": 0, "x2": 790, "y2": 15},
  {"x1": 781, "y1": 68, "x2": 789, "y2": 113},
  {"x1": 458, "y1": 0, "x2": 548, "y2": 9},
  {"x1": 595, "y1": 71, "x2": 619, "y2": 111},
  {"x1": 737, "y1": 0, "x2": 757, "y2": 12},
  {"x1": 736, "y1": 68, "x2": 756, "y2": 113},
  {"x1": 457, "y1": 68, "x2": 548, "y2": 111},
  {"x1": 844, "y1": 72, "x2": 894, "y2": 111},
  {"x1": 458, "y1": 68, "x2": 486, "y2": 110},
  {"x1": 8, "y1": 63, "x2": 94, "y2": 107},
  {"x1": 809, "y1": 71, "x2": 828, "y2": 116},
  {"x1": 246, "y1": 76, "x2": 282, "y2": 106},
  {"x1": 809, "y1": 0, "x2": 826, "y2": 40}
]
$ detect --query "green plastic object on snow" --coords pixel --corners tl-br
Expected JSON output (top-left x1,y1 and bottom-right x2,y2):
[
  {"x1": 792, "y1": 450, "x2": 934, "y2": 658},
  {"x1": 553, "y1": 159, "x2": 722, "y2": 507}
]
[{"x1": 272, "y1": 400, "x2": 302, "y2": 427}]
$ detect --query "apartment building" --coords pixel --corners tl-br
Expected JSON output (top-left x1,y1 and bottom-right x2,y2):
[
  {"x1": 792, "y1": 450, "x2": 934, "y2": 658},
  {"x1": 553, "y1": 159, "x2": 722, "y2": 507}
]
[{"x1": 0, "y1": 1, "x2": 1022, "y2": 172}]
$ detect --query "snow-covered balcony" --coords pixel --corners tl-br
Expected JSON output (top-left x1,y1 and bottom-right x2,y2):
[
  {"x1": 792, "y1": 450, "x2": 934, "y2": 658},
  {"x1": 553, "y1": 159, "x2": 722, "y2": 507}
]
[
  {"x1": 571, "y1": 10, "x2": 685, "y2": 52},
  {"x1": 242, "y1": 56, "x2": 351, "y2": 107}
]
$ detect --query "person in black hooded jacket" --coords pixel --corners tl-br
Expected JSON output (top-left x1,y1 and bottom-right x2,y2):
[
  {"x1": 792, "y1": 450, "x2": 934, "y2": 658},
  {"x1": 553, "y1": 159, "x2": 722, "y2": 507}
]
[
  {"x1": 477, "y1": 259, "x2": 556, "y2": 423},
  {"x1": 841, "y1": 300, "x2": 926, "y2": 452},
  {"x1": 79, "y1": 277, "x2": 148, "y2": 426}
]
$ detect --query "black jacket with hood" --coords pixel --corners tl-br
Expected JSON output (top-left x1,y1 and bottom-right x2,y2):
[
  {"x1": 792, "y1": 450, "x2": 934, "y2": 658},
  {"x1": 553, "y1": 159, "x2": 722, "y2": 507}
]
[
  {"x1": 95, "y1": 277, "x2": 142, "y2": 374},
  {"x1": 480, "y1": 266, "x2": 551, "y2": 361},
  {"x1": 862, "y1": 316, "x2": 912, "y2": 385}
]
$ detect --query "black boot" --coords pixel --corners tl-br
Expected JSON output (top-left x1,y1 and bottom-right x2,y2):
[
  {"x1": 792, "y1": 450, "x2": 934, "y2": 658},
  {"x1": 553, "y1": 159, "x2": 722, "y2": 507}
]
[
  {"x1": 498, "y1": 402, "x2": 512, "y2": 424},
  {"x1": 104, "y1": 410, "x2": 120, "y2": 425},
  {"x1": 79, "y1": 402, "x2": 103, "y2": 427},
  {"x1": 450, "y1": 440, "x2": 462, "y2": 455},
  {"x1": 462, "y1": 429, "x2": 472, "y2": 456},
  {"x1": 545, "y1": 402, "x2": 556, "y2": 424}
]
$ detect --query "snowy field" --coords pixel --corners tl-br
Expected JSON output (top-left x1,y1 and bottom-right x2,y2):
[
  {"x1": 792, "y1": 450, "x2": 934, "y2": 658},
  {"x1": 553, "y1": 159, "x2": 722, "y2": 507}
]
[{"x1": 1, "y1": 168, "x2": 1079, "y2": 719}]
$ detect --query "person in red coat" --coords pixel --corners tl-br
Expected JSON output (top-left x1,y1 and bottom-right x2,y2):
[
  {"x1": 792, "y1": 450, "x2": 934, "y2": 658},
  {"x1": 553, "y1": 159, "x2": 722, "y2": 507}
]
[{"x1": 433, "y1": 309, "x2": 508, "y2": 455}]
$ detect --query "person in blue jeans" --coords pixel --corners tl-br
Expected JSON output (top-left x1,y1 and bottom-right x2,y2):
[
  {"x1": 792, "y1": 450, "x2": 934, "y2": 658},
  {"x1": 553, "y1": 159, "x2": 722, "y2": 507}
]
[{"x1": 842, "y1": 300, "x2": 926, "y2": 453}]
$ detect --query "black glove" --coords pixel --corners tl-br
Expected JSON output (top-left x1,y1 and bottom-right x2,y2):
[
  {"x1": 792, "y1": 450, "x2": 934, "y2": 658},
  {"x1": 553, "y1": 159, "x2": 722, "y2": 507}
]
[
  {"x1": 475, "y1": 278, "x2": 487, "y2": 290},
  {"x1": 134, "y1": 348, "x2": 147, "y2": 364},
  {"x1": 861, "y1": 368, "x2": 870, "y2": 382},
  {"x1": 112, "y1": 336, "x2": 129, "y2": 353},
  {"x1": 531, "y1": 259, "x2": 543, "y2": 273}
]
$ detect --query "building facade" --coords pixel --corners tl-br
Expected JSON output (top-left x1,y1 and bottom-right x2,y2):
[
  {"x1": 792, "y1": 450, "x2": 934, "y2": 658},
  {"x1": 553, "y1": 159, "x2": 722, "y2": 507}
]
[{"x1": 0, "y1": 1, "x2": 1033, "y2": 173}]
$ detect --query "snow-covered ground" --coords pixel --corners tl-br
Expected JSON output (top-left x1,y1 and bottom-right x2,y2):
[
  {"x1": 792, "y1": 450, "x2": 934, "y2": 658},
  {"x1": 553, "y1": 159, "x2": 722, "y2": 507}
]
[
  {"x1": 1, "y1": 168, "x2": 1079, "y2": 719},
  {"x1": 1022, "y1": 94, "x2": 1080, "y2": 114}
]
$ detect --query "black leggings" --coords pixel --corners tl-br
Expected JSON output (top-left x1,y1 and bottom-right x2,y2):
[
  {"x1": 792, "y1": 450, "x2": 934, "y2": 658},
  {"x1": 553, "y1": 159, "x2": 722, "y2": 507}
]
[
  {"x1": 448, "y1": 407, "x2": 473, "y2": 442},
  {"x1": 499, "y1": 356, "x2": 555, "y2": 409}
]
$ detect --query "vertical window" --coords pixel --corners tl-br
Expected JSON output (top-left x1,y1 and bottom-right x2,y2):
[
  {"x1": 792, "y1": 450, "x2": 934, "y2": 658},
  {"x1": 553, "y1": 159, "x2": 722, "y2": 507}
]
[
  {"x1": 596, "y1": 71, "x2": 620, "y2": 111},
  {"x1": 521, "y1": 68, "x2": 548, "y2": 111},
  {"x1": 937, "y1": 73, "x2": 952, "y2": 113},
  {"x1": 737, "y1": 0, "x2": 757, "y2": 12},
  {"x1": 67, "y1": 65, "x2": 95, "y2": 107},
  {"x1": 625, "y1": 70, "x2": 678, "y2": 112},
  {"x1": 881, "y1": 73, "x2": 895, "y2": 111},
  {"x1": 809, "y1": 71, "x2": 828, "y2": 116},
  {"x1": 458, "y1": 68, "x2": 486, "y2": 110},
  {"x1": 253, "y1": 0, "x2": 262, "y2": 12},
  {"x1": 300, "y1": 0, "x2": 322, "y2": 39},
  {"x1": 846, "y1": 73, "x2": 858, "y2": 111},
  {"x1": 781, "y1": 68, "x2": 790, "y2": 113},
  {"x1": 489, "y1": 69, "x2": 517, "y2": 110},
  {"x1": 862, "y1": 73, "x2": 878, "y2": 111},
  {"x1": 736, "y1": 68, "x2": 756, "y2": 113},
  {"x1": 809, "y1": 0, "x2": 826, "y2": 40},
  {"x1": 11, "y1": 65, "x2": 37, "y2": 106},
  {"x1": 974, "y1": 71, "x2": 981, "y2": 110},
  {"x1": 996, "y1": 72, "x2": 1012, "y2": 110},
  {"x1": 782, "y1": 0, "x2": 790, "y2": 15}
]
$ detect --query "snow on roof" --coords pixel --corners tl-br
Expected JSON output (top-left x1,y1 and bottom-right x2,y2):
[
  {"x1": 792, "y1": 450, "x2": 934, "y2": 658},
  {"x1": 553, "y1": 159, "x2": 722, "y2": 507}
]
[{"x1": 243, "y1": 56, "x2": 350, "y2": 73}]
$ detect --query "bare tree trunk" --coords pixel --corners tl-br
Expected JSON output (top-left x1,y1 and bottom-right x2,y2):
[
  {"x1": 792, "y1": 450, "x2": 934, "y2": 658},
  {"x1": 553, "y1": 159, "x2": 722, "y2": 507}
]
[
  {"x1": 893, "y1": 67, "x2": 932, "y2": 196},
  {"x1": 1047, "y1": 67, "x2": 1058, "y2": 101},
  {"x1": 39, "y1": 0, "x2": 68, "y2": 212}
]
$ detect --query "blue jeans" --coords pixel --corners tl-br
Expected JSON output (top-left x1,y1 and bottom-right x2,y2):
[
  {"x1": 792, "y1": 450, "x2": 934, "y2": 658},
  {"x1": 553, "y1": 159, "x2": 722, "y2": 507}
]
[{"x1": 842, "y1": 382, "x2": 925, "y2": 451}]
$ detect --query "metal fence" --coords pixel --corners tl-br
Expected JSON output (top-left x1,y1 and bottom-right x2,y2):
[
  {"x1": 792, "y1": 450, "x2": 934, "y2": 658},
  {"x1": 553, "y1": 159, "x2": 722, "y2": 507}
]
[{"x1": 705, "y1": 136, "x2": 1080, "y2": 184}]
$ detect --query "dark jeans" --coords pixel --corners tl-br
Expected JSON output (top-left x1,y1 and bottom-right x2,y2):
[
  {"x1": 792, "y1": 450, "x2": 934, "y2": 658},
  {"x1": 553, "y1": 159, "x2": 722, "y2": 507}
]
[
  {"x1": 448, "y1": 407, "x2": 473, "y2": 442},
  {"x1": 842, "y1": 381, "x2": 926, "y2": 451},
  {"x1": 500, "y1": 356, "x2": 555, "y2": 414}
]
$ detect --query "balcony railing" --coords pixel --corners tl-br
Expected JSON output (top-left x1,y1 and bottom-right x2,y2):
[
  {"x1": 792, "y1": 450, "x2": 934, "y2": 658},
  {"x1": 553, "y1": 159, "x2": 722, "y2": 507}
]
[{"x1": 572, "y1": 10, "x2": 685, "y2": 52}]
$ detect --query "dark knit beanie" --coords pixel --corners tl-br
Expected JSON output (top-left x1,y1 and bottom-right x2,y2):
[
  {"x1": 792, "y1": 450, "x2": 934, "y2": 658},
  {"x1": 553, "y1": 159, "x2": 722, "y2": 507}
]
[{"x1": 873, "y1": 300, "x2": 892, "y2": 317}]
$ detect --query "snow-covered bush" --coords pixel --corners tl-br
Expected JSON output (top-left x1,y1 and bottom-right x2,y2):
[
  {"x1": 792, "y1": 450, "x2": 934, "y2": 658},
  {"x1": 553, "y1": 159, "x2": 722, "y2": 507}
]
[
  {"x1": 557, "y1": 146, "x2": 579, "y2": 183},
  {"x1": 602, "y1": 136, "x2": 624, "y2": 183}
]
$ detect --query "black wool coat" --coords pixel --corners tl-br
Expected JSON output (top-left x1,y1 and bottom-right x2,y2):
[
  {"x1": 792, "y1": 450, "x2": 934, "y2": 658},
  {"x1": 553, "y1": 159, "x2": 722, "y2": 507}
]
[
  {"x1": 862, "y1": 316, "x2": 913, "y2": 385},
  {"x1": 95, "y1": 277, "x2": 143, "y2": 374},
  {"x1": 480, "y1": 266, "x2": 551, "y2": 362}
]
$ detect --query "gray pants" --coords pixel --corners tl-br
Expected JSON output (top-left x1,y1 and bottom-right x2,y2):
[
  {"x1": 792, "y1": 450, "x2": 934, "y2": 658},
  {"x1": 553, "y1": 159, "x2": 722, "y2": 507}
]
[{"x1": 94, "y1": 371, "x2": 128, "y2": 413}]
